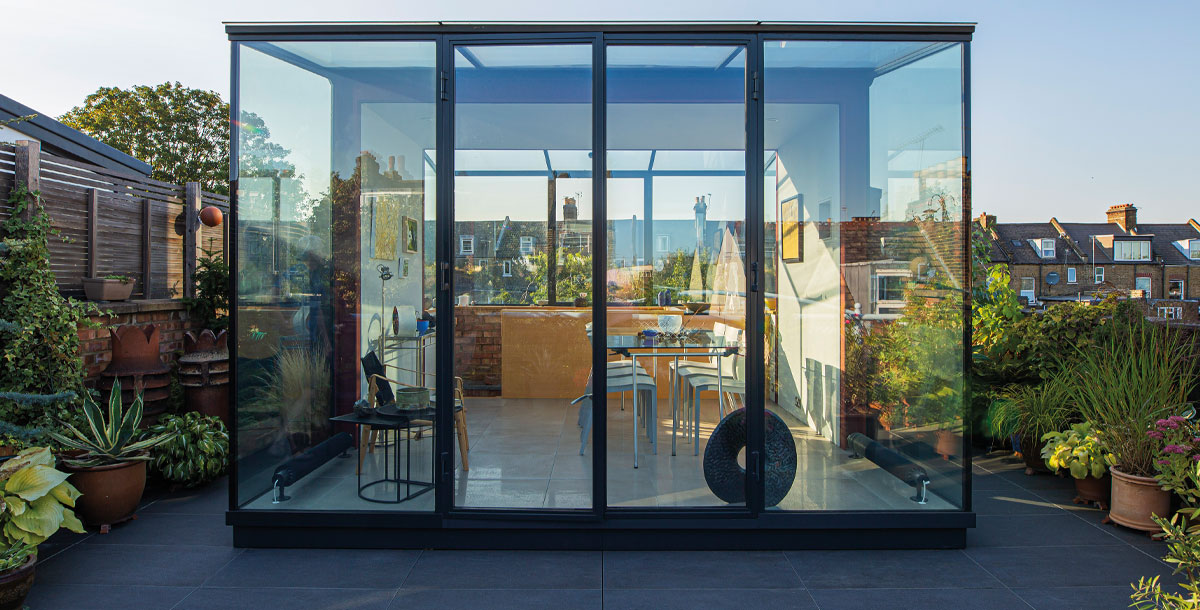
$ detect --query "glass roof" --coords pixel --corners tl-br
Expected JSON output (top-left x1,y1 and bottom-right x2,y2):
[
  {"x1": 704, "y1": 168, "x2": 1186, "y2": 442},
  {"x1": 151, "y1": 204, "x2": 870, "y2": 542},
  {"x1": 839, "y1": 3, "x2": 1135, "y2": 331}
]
[
  {"x1": 267, "y1": 41, "x2": 435, "y2": 69},
  {"x1": 764, "y1": 41, "x2": 954, "y2": 70},
  {"x1": 456, "y1": 44, "x2": 592, "y2": 69},
  {"x1": 607, "y1": 46, "x2": 745, "y2": 69}
]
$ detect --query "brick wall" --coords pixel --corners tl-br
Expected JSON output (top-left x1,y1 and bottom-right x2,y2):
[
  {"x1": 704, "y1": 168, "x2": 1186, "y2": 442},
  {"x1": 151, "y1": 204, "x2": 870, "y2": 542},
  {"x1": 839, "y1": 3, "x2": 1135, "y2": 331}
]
[
  {"x1": 78, "y1": 299, "x2": 204, "y2": 382},
  {"x1": 454, "y1": 306, "x2": 502, "y2": 396},
  {"x1": 1009, "y1": 262, "x2": 1200, "y2": 301}
]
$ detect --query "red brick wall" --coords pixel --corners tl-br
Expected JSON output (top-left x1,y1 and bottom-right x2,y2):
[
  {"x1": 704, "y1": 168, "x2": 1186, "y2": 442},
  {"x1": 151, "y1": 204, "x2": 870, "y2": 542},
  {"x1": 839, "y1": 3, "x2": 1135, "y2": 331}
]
[
  {"x1": 454, "y1": 306, "x2": 502, "y2": 396},
  {"x1": 78, "y1": 299, "x2": 204, "y2": 382}
]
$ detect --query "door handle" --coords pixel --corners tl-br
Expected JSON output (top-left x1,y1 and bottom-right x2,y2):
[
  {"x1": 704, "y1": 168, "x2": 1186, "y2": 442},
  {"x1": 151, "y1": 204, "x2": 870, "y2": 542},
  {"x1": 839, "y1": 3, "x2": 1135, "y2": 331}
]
[{"x1": 439, "y1": 262, "x2": 451, "y2": 291}]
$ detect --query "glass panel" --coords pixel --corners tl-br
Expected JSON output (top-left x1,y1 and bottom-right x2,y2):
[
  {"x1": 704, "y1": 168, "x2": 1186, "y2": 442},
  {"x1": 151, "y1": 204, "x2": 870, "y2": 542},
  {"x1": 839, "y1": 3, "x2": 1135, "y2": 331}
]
[
  {"x1": 763, "y1": 41, "x2": 966, "y2": 510},
  {"x1": 453, "y1": 44, "x2": 593, "y2": 509},
  {"x1": 606, "y1": 45, "x2": 747, "y2": 508},
  {"x1": 234, "y1": 40, "x2": 438, "y2": 511}
]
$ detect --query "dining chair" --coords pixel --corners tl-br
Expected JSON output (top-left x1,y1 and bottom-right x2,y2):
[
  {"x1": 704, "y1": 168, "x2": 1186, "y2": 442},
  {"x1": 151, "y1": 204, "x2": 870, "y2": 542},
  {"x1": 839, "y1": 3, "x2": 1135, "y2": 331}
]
[{"x1": 573, "y1": 365, "x2": 658, "y2": 464}]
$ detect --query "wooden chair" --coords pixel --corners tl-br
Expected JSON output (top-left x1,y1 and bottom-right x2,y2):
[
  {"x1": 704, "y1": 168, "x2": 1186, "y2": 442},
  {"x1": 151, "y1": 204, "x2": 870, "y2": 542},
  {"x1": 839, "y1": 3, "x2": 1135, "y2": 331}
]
[{"x1": 359, "y1": 353, "x2": 470, "y2": 473}]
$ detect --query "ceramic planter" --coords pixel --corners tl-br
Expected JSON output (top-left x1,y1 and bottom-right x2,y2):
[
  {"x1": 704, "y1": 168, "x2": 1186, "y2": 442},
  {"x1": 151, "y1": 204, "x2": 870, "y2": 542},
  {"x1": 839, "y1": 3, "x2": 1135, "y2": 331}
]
[
  {"x1": 82, "y1": 278, "x2": 134, "y2": 301},
  {"x1": 1107, "y1": 467, "x2": 1171, "y2": 532},
  {"x1": 1019, "y1": 434, "x2": 1050, "y2": 475},
  {"x1": 1073, "y1": 473, "x2": 1111, "y2": 510},
  {"x1": 0, "y1": 552, "x2": 36, "y2": 610},
  {"x1": 62, "y1": 460, "x2": 147, "y2": 533}
]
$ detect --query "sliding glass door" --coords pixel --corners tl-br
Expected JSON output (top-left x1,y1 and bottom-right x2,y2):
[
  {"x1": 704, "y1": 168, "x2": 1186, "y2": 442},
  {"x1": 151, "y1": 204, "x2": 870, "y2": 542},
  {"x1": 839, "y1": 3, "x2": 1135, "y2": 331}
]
[
  {"x1": 604, "y1": 43, "x2": 751, "y2": 508},
  {"x1": 449, "y1": 41, "x2": 595, "y2": 510}
]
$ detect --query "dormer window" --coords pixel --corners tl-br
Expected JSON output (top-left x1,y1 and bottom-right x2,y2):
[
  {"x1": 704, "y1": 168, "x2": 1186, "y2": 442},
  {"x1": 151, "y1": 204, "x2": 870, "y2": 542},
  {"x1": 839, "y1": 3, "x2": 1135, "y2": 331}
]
[
  {"x1": 1190, "y1": 239, "x2": 1200, "y2": 260},
  {"x1": 1113, "y1": 239, "x2": 1151, "y2": 261},
  {"x1": 1040, "y1": 239, "x2": 1055, "y2": 258}
]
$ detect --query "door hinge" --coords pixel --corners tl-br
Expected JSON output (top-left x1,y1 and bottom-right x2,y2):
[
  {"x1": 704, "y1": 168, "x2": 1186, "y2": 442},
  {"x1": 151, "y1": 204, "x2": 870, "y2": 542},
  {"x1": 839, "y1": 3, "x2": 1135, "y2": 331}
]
[
  {"x1": 439, "y1": 71, "x2": 449, "y2": 101},
  {"x1": 751, "y1": 71, "x2": 760, "y2": 100}
]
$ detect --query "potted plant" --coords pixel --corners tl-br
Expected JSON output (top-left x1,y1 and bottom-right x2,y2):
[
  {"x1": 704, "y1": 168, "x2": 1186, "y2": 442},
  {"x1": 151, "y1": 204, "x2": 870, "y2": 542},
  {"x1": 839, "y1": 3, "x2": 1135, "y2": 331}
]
[
  {"x1": 141, "y1": 412, "x2": 228, "y2": 489},
  {"x1": 82, "y1": 273, "x2": 135, "y2": 302},
  {"x1": 0, "y1": 447, "x2": 85, "y2": 610},
  {"x1": 1071, "y1": 323, "x2": 1197, "y2": 532},
  {"x1": 49, "y1": 381, "x2": 171, "y2": 533},
  {"x1": 1041, "y1": 422, "x2": 1115, "y2": 508},
  {"x1": 988, "y1": 379, "x2": 1075, "y2": 474}
]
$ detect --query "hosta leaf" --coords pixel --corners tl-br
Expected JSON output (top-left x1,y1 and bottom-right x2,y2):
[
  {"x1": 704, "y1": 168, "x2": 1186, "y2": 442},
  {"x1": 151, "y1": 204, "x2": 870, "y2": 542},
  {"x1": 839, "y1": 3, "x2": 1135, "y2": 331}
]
[
  {"x1": 4, "y1": 494, "x2": 26, "y2": 517},
  {"x1": 5, "y1": 464, "x2": 70, "y2": 501},
  {"x1": 1069, "y1": 461, "x2": 1087, "y2": 479},
  {"x1": 8, "y1": 494, "x2": 66, "y2": 543},
  {"x1": 60, "y1": 507, "x2": 86, "y2": 534},
  {"x1": 49, "y1": 480, "x2": 81, "y2": 508}
]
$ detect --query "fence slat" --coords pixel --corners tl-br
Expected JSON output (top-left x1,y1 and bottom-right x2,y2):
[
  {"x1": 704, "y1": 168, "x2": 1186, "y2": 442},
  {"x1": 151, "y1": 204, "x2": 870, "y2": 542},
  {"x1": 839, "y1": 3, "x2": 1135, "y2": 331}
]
[
  {"x1": 87, "y1": 189, "x2": 99, "y2": 278},
  {"x1": 142, "y1": 198, "x2": 152, "y2": 298}
]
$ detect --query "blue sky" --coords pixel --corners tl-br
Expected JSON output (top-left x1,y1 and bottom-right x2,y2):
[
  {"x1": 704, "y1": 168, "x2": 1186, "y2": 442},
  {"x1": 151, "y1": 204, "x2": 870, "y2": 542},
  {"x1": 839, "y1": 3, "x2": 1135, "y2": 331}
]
[{"x1": 7, "y1": 0, "x2": 1198, "y2": 223}]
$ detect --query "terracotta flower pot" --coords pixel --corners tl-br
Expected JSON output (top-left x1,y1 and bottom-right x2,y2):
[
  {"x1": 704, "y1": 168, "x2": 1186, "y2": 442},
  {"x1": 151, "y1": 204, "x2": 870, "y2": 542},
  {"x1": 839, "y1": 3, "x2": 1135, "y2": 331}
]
[
  {"x1": 1073, "y1": 473, "x2": 1112, "y2": 510},
  {"x1": 0, "y1": 552, "x2": 36, "y2": 610},
  {"x1": 935, "y1": 429, "x2": 958, "y2": 460},
  {"x1": 1018, "y1": 434, "x2": 1050, "y2": 475},
  {"x1": 62, "y1": 460, "x2": 147, "y2": 533},
  {"x1": 1107, "y1": 467, "x2": 1171, "y2": 532}
]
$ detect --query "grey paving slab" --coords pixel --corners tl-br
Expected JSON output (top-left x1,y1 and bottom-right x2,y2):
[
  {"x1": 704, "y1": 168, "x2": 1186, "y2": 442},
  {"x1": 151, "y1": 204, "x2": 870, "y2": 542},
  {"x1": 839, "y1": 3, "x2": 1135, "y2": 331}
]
[
  {"x1": 808, "y1": 587, "x2": 1033, "y2": 610},
  {"x1": 22, "y1": 584, "x2": 193, "y2": 610},
  {"x1": 175, "y1": 587, "x2": 395, "y2": 610},
  {"x1": 786, "y1": 549, "x2": 1003, "y2": 589},
  {"x1": 402, "y1": 551, "x2": 602, "y2": 589},
  {"x1": 1013, "y1": 585, "x2": 1145, "y2": 610},
  {"x1": 966, "y1": 544, "x2": 1180, "y2": 588},
  {"x1": 968, "y1": 514, "x2": 1124, "y2": 548},
  {"x1": 972, "y1": 486, "x2": 1066, "y2": 515},
  {"x1": 34, "y1": 544, "x2": 241, "y2": 587},
  {"x1": 139, "y1": 479, "x2": 230, "y2": 514},
  {"x1": 204, "y1": 548, "x2": 420, "y2": 589},
  {"x1": 603, "y1": 588, "x2": 818, "y2": 609},
  {"x1": 603, "y1": 551, "x2": 802, "y2": 589},
  {"x1": 391, "y1": 588, "x2": 603, "y2": 609},
  {"x1": 84, "y1": 512, "x2": 232, "y2": 547}
]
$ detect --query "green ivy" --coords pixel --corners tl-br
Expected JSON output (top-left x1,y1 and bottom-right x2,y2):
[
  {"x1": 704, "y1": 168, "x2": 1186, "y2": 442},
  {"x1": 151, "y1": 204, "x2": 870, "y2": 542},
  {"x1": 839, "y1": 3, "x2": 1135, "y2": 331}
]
[
  {"x1": 140, "y1": 412, "x2": 229, "y2": 487},
  {"x1": 0, "y1": 185, "x2": 103, "y2": 436}
]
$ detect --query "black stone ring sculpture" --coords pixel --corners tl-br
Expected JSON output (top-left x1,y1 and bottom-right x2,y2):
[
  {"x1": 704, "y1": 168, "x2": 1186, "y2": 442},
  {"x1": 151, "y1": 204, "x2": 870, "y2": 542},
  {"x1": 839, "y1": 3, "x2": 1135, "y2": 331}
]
[{"x1": 703, "y1": 408, "x2": 798, "y2": 506}]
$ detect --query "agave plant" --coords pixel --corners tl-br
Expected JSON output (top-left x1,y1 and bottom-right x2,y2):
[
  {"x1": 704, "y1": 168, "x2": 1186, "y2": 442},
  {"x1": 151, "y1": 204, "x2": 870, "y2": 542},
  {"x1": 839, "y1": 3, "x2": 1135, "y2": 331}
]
[{"x1": 49, "y1": 381, "x2": 172, "y2": 468}]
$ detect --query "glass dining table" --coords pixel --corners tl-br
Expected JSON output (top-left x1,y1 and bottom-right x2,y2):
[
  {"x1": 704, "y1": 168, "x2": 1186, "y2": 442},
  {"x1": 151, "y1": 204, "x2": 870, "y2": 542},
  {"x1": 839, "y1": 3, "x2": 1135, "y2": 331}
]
[{"x1": 607, "y1": 331, "x2": 740, "y2": 466}]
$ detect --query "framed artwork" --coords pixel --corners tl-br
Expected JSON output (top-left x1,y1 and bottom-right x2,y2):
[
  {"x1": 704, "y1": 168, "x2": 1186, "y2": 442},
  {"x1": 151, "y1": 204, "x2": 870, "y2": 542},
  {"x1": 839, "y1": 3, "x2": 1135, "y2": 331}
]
[
  {"x1": 781, "y1": 196, "x2": 802, "y2": 263},
  {"x1": 372, "y1": 197, "x2": 400, "y2": 260},
  {"x1": 403, "y1": 216, "x2": 419, "y2": 254}
]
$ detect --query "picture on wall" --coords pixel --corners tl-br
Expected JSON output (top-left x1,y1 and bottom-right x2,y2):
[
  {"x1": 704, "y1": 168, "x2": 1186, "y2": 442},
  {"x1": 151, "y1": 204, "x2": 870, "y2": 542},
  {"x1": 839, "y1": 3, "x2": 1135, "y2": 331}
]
[
  {"x1": 403, "y1": 216, "x2": 419, "y2": 254},
  {"x1": 372, "y1": 196, "x2": 400, "y2": 260},
  {"x1": 781, "y1": 196, "x2": 802, "y2": 263}
]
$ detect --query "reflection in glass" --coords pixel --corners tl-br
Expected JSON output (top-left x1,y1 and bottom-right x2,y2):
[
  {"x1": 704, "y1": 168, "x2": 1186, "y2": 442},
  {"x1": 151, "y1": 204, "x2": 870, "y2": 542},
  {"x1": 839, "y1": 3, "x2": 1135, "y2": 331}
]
[
  {"x1": 234, "y1": 40, "x2": 439, "y2": 511},
  {"x1": 452, "y1": 44, "x2": 593, "y2": 509},
  {"x1": 605, "y1": 46, "x2": 747, "y2": 507},
  {"x1": 763, "y1": 40, "x2": 966, "y2": 510}
]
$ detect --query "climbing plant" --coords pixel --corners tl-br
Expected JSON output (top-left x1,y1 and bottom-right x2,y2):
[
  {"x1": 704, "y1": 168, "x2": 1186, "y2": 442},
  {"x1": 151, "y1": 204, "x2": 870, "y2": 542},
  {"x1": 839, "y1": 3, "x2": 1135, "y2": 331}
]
[{"x1": 0, "y1": 185, "x2": 102, "y2": 435}]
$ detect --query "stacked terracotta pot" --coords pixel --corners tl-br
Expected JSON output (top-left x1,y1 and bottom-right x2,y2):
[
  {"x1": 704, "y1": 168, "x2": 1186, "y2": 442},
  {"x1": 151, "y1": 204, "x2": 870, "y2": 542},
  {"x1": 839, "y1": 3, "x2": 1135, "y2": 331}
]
[
  {"x1": 98, "y1": 325, "x2": 170, "y2": 425},
  {"x1": 179, "y1": 329, "x2": 230, "y2": 426}
]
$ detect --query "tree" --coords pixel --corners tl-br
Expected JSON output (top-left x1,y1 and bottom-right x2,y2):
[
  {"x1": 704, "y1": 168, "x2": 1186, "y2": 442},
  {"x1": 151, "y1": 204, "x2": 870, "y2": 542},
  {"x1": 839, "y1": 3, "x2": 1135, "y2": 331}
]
[{"x1": 60, "y1": 82, "x2": 229, "y2": 193}]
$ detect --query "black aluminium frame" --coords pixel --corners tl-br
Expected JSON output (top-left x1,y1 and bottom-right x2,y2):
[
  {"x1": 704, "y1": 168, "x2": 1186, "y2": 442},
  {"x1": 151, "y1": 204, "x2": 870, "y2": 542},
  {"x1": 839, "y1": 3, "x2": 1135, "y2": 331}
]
[{"x1": 226, "y1": 21, "x2": 976, "y2": 550}]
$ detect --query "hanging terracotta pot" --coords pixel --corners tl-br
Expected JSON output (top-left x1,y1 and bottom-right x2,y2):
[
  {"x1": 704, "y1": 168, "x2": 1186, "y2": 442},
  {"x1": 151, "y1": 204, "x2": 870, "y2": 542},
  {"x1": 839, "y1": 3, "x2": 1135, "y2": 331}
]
[{"x1": 1106, "y1": 467, "x2": 1170, "y2": 532}]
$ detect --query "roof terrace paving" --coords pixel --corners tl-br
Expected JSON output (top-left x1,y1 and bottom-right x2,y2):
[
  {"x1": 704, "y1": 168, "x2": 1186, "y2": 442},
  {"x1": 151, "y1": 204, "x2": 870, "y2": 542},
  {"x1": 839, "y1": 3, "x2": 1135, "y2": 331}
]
[{"x1": 29, "y1": 452, "x2": 1181, "y2": 610}]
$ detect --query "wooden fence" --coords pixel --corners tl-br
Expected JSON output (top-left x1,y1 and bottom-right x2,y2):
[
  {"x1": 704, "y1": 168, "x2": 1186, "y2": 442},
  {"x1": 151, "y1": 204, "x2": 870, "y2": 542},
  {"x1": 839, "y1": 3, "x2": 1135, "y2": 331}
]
[{"x1": 0, "y1": 141, "x2": 228, "y2": 299}]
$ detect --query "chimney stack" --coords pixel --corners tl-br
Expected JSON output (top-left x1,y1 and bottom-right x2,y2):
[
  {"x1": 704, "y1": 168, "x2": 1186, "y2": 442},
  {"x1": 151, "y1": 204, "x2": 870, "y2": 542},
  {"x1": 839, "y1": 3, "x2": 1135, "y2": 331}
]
[
  {"x1": 1106, "y1": 204, "x2": 1137, "y2": 233},
  {"x1": 977, "y1": 212, "x2": 996, "y2": 230},
  {"x1": 562, "y1": 196, "x2": 578, "y2": 221}
]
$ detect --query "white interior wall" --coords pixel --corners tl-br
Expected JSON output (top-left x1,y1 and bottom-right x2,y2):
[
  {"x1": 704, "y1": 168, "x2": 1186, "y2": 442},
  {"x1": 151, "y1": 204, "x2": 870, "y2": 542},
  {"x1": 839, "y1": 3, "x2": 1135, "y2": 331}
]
[{"x1": 769, "y1": 103, "x2": 842, "y2": 443}]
